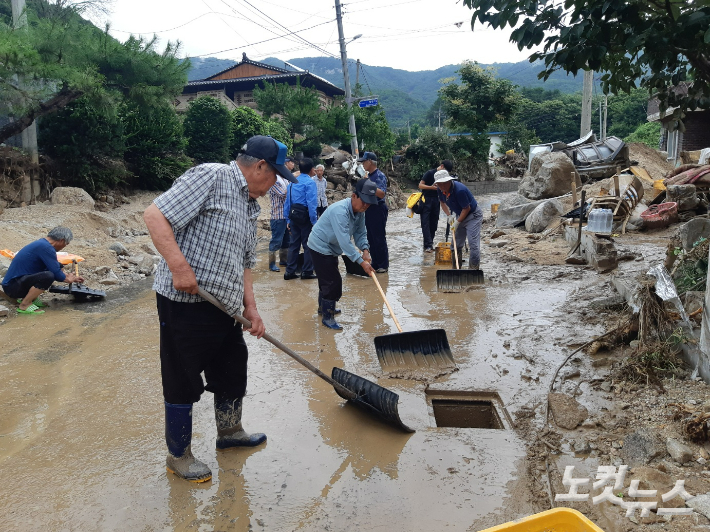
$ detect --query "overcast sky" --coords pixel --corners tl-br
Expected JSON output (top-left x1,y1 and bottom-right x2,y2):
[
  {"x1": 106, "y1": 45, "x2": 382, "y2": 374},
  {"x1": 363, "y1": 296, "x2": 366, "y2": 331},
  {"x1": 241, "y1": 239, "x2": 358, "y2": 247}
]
[{"x1": 101, "y1": 0, "x2": 533, "y2": 72}]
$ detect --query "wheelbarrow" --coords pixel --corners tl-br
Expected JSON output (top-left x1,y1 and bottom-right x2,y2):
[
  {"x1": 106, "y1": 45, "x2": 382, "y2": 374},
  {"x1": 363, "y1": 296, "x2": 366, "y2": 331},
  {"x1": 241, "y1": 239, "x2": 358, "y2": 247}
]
[{"x1": 198, "y1": 288, "x2": 414, "y2": 433}]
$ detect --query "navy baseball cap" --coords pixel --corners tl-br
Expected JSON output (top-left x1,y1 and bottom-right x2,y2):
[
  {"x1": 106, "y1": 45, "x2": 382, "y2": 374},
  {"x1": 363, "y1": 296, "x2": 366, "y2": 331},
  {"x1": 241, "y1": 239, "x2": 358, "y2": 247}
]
[
  {"x1": 242, "y1": 136, "x2": 297, "y2": 182},
  {"x1": 355, "y1": 178, "x2": 379, "y2": 205},
  {"x1": 357, "y1": 151, "x2": 378, "y2": 163}
]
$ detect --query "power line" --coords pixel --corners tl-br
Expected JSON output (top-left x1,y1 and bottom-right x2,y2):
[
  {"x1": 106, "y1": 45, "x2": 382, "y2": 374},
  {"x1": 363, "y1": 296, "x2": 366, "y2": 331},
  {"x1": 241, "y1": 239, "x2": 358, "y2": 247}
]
[
  {"x1": 345, "y1": 0, "x2": 424, "y2": 12},
  {"x1": 237, "y1": 0, "x2": 338, "y2": 58},
  {"x1": 202, "y1": 0, "x2": 252, "y2": 52},
  {"x1": 192, "y1": 17, "x2": 335, "y2": 57},
  {"x1": 110, "y1": 11, "x2": 229, "y2": 34}
]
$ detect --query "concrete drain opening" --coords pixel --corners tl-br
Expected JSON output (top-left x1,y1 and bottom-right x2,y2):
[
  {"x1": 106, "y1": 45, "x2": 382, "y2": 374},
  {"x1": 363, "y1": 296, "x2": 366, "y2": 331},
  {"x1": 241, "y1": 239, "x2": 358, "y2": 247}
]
[{"x1": 426, "y1": 390, "x2": 512, "y2": 430}]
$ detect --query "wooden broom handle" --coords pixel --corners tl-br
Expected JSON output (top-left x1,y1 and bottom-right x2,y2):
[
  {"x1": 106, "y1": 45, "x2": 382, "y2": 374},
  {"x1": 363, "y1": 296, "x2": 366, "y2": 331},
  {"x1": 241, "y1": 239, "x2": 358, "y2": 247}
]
[
  {"x1": 451, "y1": 223, "x2": 460, "y2": 270},
  {"x1": 369, "y1": 272, "x2": 404, "y2": 333}
]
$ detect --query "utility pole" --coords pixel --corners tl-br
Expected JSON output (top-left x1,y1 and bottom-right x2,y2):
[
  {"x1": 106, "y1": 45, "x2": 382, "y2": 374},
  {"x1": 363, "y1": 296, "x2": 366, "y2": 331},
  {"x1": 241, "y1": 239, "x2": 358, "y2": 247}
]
[
  {"x1": 599, "y1": 100, "x2": 603, "y2": 139},
  {"x1": 580, "y1": 70, "x2": 593, "y2": 138},
  {"x1": 12, "y1": 0, "x2": 39, "y2": 203},
  {"x1": 334, "y1": 0, "x2": 359, "y2": 158},
  {"x1": 602, "y1": 95, "x2": 608, "y2": 140},
  {"x1": 438, "y1": 105, "x2": 442, "y2": 130},
  {"x1": 407, "y1": 119, "x2": 411, "y2": 142},
  {"x1": 356, "y1": 59, "x2": 360, "y2": 88}
]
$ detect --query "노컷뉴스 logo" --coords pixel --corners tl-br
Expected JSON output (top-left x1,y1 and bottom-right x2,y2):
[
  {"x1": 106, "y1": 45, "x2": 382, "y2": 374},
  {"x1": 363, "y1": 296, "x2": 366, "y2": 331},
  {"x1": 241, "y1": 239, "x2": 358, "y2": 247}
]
[{"x1": 555, "y1": 465, "x2": 695, "y2": 519}]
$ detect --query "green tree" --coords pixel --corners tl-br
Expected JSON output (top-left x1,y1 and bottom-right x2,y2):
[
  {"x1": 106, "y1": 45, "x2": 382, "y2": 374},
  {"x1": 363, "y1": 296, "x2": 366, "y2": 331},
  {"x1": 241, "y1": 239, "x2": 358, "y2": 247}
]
[
  {"x1": 264, "y1": 120, "x2": 293, "y2": 154},
  {"x1": 606, "y1": 88, "x2": 651, "y2": 139},
  {"x1": 39, "y1": 95, "x2": 127, "y2": 191},
  {"x1": 462, "y1": 0, "x2": 710, "y2": 124},
  {"x1": 0, "y1": 1, "x2": 189, "y2": 144},
  {"x1": 230, "y1": 106, "x2": 267, "y2": 159},
  {"x1": 498, "y1": 120, "x2": 539, "y2": 155},
  {"x1": 439, "y1": 61, "x2": 518, "y2": 162},
  {"x1": 404, "y1": 128, "x2": 453, "y2": 181},
  {"x1": 183, "y1": 96, "x2": 232, "y2": 164},
  {"x1": 354, "y1": 104, "x2": 397, "y2": 161},
  {"x1": 253, "y1": 80, "x2": 321, "y2": 139},
  {"x1": 625, "y1": 122, "x2": 662, "y2": 148},
  {"x1": 121, "y1": 101, "x2": 191, "y2": 190}
]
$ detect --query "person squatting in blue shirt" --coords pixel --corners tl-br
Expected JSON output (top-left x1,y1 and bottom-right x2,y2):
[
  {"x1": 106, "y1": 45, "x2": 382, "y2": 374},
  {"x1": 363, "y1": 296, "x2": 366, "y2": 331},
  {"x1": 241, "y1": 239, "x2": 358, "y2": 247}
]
[{"x1": 1, "y1": 226, "x2": 84, "y2": 314}]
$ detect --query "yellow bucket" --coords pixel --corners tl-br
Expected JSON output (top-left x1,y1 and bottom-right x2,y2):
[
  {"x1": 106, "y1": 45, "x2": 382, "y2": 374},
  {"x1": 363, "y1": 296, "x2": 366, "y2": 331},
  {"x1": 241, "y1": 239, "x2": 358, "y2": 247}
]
[
  {"x1": 435, "y1": 242, "x2": 452, "y2": 265},
  {"x1": 654, "y1": 179, "x2": 666, "y2": 191},
  {"x1": 491, "y1": 203, "x2": 500, "y2": 214},
  {"x1": 479, "y1": 508, "x2": 604, "y2": 532}
]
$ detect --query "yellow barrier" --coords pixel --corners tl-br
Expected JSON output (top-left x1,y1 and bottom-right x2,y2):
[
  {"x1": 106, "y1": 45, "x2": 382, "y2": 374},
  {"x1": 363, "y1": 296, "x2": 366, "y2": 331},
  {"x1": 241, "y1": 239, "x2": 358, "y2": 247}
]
[{"x1": 479, "y1": 508, "x2": 604, "y2": 532}]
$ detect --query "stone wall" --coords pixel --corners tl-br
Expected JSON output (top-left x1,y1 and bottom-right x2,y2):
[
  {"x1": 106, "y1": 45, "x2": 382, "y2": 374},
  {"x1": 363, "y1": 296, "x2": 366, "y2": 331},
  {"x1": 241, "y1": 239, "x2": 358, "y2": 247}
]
[{"x1": 464, "y1": 179, "x2": 521, "y2": 196}]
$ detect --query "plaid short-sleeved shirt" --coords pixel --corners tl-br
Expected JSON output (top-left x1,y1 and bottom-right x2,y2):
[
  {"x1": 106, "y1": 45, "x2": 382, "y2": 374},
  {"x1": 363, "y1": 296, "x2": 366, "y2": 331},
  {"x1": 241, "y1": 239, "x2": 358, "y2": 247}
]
[{"x1": 152, "y1": 161, "x2": 260, "y2": 316}]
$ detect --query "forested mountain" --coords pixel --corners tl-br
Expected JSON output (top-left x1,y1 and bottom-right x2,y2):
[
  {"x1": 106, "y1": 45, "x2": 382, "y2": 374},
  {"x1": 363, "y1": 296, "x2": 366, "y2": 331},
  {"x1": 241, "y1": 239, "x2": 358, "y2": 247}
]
[{"x1": 187, "y1": 55, "x2": 590, "y2": 128}]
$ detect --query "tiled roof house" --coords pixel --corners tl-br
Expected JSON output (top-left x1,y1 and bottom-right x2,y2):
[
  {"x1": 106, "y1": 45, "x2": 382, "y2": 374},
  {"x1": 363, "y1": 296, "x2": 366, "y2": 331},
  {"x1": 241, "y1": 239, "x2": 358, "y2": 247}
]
[{"x1": 176, "y1": 53, "x2": 345, "y2": 112}]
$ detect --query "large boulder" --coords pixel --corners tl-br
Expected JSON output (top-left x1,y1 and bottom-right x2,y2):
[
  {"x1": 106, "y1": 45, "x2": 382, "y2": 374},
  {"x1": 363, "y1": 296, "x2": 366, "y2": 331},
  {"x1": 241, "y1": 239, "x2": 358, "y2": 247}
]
[
  {"x1": 620, "y1": 428, "x2": 666, "y2": 467},
  {"x1": 519, "y1": 152, "x2": 581, "y2": 200},
  {"x1": 679, "y1": 218, "x2": 710, "y2": 251},
  {"x1": 525, "y1": 199, "x2": 563, "y2": 233},
  {"x1": 496, "y1": 194, "x2": 543, "y2": 228},
  {"x1": 666, "y1": 184, "x2": 699, "y2": 211},
  {"x1": 548, "y1": 392, "x2": 588, "y2": 430},
  {"x1": 51, "y1": 187, "x2": 95, "y2": 209}
]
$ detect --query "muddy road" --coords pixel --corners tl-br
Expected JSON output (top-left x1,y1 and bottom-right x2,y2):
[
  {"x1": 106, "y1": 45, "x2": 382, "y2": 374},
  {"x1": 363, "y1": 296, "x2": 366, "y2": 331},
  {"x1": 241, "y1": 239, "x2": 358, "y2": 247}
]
[{"x1": 0, "y1": 198, "x2": 668, "y2": 531}]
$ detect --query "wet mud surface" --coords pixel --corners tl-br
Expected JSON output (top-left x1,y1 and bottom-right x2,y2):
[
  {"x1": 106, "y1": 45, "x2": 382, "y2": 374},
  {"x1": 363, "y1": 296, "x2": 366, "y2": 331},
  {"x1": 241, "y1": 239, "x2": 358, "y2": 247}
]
[{"x1": 0, "y1": 194, "x2": 691, "y2": 530}]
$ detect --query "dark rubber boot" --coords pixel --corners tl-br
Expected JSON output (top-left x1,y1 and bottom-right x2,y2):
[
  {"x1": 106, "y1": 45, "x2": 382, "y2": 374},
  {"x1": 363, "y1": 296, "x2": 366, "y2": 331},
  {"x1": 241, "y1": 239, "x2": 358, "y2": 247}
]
[
  {"x1": 301, "y1": 271, "x2": 317, "y2": 280},
  {"x1": 279, "y1": 249, "x2": 288, "y2": 266},
  {"x1": 269, "y1": 252, "x2": 280, "y2": 272},
  {"x1": 452, "y1": 248, "x2": 464, "y2": 269},
  {"x1": 165, "y1": 402, "x2": 212, "y2": 482},
  {"x1": 317, "y1": 294, "x2": 340, "y2": 315},
  {"x1": 214, "y1": 395, "x2": 267, "y2": 449},
  {"x1": 321, "y1": 299, "x2": 343, "y2": 330}
]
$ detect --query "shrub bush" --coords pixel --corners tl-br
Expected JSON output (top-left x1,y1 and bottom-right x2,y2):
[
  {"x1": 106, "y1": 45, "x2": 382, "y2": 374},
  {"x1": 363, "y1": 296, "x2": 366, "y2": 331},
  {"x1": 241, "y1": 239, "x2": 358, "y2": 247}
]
[
  {"x1": 183, "y1": 96, "x2": 232, "y2": 164},
  {"x1": 122, "y1": 102, "x2": 191, "y2": 190},
  {"x1": 38, "y1": 96, "x2": 128, "y2": 192}
]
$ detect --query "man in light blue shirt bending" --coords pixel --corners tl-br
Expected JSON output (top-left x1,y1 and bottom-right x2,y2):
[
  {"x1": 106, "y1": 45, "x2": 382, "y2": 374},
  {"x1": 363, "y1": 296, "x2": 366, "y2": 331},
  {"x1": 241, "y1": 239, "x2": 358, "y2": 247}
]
[{"x1": 308, "y1": 179, "x2": 378, "y2": 329}]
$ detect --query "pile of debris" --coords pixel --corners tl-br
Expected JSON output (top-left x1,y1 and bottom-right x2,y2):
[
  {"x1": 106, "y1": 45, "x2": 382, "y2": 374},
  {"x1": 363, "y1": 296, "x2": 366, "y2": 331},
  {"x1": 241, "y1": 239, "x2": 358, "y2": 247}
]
[
  {"x1": 490, "y1": 139, "x2": 710, "y2": 277},
  {"x1": 319, "y1": 146, "x2": 408, "y2": 209},
  {"x1": 528, "y1": 132, "x2": 629, "y2": 181},
  {"x1": 494, "y1": 151, "x2": 528, "y2": 178}
]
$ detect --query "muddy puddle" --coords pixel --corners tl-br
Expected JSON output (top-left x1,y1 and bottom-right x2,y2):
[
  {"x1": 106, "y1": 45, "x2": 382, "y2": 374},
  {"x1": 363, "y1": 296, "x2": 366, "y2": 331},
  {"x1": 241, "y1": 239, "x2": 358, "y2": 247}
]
[{"x1": 0, "y1": 198, "x2": 604, "y2": 531}]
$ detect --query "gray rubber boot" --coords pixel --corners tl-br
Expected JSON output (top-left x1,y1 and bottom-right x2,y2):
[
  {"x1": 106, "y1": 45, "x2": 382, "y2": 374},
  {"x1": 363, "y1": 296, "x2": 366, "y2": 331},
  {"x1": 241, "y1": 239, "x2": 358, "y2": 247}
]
[
  {"x1": 165, "y1": 402, "x2": 212, "y2": 482},
  {"x1": 279, "y1": 248, "x2": 288, "y2": 266},
  {"x1": 215, "y1": 396, "x2": 267, "y2": 449}
]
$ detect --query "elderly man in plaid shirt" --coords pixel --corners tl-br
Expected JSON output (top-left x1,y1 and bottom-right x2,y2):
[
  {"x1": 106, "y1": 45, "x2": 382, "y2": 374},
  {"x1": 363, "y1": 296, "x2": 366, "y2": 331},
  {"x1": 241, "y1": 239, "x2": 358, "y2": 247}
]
[
  {"x1": 144, "y1": 135, "x2": 297, "y2": 483},
  {"x1": 267, "y1": 157, "x2": 293, "y2": 272}
]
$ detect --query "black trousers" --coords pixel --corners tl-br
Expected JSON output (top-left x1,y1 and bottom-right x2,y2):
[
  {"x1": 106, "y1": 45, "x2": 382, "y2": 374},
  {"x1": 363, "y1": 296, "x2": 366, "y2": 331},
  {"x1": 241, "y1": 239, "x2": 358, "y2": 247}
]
[
  {"x1": 286, "y1": 219, "x2": 314, "y2": 275},
  {"x1": 419, "y1": 196, "x2": 440, "y2": 249},
  {"x1": 2, "y1": 271, "x2": 55, "y2": 298},
  {"x1": 365, "y1": 200, "x2": 389, "y2": 270},
  {"x1": 311, "y1": 249, "x2": 342, "y2": 301},
  {"x1": 156, "y1": 293, "x2": 248, "y2": 404},
  {"x1": 317, "y1": 205, "x2": 327, "y2": 218}
]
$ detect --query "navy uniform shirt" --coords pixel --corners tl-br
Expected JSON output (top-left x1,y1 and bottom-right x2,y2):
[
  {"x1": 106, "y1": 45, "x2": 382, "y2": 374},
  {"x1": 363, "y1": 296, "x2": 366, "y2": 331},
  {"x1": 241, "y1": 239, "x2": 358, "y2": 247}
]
[{"x1": 437, "y1": 180, "x2": 478, "y2": 217}]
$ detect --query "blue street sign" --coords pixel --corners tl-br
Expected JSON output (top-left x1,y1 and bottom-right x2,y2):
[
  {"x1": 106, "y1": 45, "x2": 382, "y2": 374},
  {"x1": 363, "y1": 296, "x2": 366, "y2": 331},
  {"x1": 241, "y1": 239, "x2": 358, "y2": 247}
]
[{"x1": 358, "y1": 98, "x2": 378, "y2": 108}]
